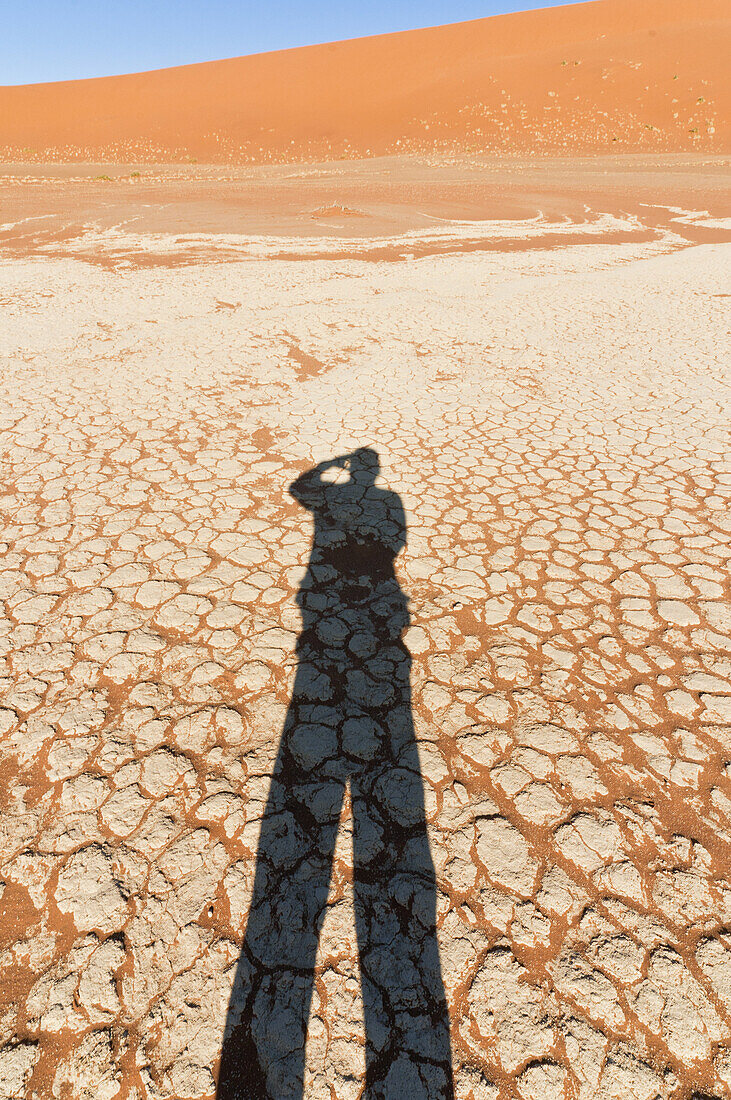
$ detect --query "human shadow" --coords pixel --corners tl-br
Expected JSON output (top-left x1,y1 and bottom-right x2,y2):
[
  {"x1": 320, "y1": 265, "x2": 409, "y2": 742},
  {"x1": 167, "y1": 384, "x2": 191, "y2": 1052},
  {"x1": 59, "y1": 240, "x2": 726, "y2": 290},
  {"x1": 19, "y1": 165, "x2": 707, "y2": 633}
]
[{"x1": 217, "y1": 448, "x2": 453, "y2": 1099}]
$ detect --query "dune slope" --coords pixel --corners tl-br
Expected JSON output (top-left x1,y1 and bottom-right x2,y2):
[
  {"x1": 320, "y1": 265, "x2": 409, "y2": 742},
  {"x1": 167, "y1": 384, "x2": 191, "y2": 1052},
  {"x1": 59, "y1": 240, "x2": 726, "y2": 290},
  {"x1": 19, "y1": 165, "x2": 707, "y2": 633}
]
[{"x1": 0, "y1": 0, "x2": 729, "y2": 162}]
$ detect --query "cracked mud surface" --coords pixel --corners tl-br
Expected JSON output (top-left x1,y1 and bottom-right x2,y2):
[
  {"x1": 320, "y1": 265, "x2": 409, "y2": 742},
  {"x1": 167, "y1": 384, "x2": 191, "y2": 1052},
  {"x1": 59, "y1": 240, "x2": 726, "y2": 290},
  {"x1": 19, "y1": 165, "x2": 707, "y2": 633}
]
[{"x1": 1, "y1": 191, "x2": 731, "y2": 1099}]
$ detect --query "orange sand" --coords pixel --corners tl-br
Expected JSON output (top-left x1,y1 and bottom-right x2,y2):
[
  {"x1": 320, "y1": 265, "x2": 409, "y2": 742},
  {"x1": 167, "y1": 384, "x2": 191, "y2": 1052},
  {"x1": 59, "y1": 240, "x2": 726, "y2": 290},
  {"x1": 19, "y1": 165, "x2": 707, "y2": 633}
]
[{"x1": 0, "y1": 0, "x2": 728, "y2": 164}]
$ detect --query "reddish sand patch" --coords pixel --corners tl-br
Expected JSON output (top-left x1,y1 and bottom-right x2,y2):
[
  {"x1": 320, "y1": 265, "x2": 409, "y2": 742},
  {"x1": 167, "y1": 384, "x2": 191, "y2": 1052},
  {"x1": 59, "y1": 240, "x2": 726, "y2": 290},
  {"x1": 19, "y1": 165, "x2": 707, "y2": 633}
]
[
  {"x1": 311, "y1": 204, "x2": 366, "y2": 219},
  {"x1": 1, "y1": 156, "x2": 729, "y2": 260},
  {"x1": 0, "y1": 0, "x2": 728, "y2": 164}
]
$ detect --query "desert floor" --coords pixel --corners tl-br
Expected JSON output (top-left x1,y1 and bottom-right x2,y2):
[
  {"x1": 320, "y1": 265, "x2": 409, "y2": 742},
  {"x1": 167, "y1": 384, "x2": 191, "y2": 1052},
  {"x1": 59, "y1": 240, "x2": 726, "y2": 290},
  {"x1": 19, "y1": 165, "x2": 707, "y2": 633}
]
[{"x1": 1, "y1": 156, "x2": 730, "y2": 1099}]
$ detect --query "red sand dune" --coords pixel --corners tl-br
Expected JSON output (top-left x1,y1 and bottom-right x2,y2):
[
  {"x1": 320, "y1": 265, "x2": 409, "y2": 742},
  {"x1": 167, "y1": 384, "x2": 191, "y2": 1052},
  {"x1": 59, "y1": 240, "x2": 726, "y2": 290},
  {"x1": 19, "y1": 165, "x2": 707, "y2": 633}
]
[{"x1": 0, "y1": 0, "x2": 728, "y2": 163}]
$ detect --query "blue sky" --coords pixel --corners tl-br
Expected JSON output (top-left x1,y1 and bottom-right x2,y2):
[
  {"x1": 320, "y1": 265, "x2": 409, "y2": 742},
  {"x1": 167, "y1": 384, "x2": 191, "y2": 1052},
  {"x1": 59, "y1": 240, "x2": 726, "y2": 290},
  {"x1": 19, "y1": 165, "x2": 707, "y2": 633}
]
[{"x1": 2, "y1": 0, "x2": 573, "y2": 86}]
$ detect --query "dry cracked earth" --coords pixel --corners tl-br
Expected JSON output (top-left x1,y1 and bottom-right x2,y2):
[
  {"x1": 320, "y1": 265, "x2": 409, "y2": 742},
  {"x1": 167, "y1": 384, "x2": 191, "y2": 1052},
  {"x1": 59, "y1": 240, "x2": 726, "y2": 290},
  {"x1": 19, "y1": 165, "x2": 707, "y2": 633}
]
[{"x1": 1, "y1": 205, "x2": 730, "y2": 1100}]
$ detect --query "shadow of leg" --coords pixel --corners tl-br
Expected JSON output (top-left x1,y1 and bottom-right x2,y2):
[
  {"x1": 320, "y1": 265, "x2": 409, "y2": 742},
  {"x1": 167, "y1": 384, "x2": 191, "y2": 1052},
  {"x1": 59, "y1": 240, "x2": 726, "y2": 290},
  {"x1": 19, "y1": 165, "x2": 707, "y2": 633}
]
[
  {"x1": 352, "y1": 759, "x2": 454, "y2": 1100},
  {"x1": 218, "y1": 767, "x2": 344, "y2": 1099}
]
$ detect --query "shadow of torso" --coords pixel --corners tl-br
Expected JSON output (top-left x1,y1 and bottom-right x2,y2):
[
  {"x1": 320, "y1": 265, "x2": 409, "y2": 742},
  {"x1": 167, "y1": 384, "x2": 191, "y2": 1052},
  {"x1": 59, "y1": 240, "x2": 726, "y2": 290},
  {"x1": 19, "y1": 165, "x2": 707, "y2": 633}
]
[{"x1": 217, "y1": 454, "x2": 453, "y2": 1100}]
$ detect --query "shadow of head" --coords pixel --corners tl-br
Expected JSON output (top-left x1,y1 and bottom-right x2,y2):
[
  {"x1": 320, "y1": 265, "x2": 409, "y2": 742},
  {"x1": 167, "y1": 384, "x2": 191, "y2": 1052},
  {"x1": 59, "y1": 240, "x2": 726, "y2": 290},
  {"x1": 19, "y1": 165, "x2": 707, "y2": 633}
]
[
  {"x1": 320, "y1": 446, "x2": 380, "y2": 488},
  {"x1": 348, "y1": 446, "x2": 379, "y2": 482}
]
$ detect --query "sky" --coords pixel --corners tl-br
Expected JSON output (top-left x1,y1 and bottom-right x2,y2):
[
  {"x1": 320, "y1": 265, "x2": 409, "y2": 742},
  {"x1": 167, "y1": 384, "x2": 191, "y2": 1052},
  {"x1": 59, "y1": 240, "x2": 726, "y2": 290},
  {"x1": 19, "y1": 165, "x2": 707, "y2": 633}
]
[{"x1": 2, "y1": 0, "x2": 575, "y2": 86}]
